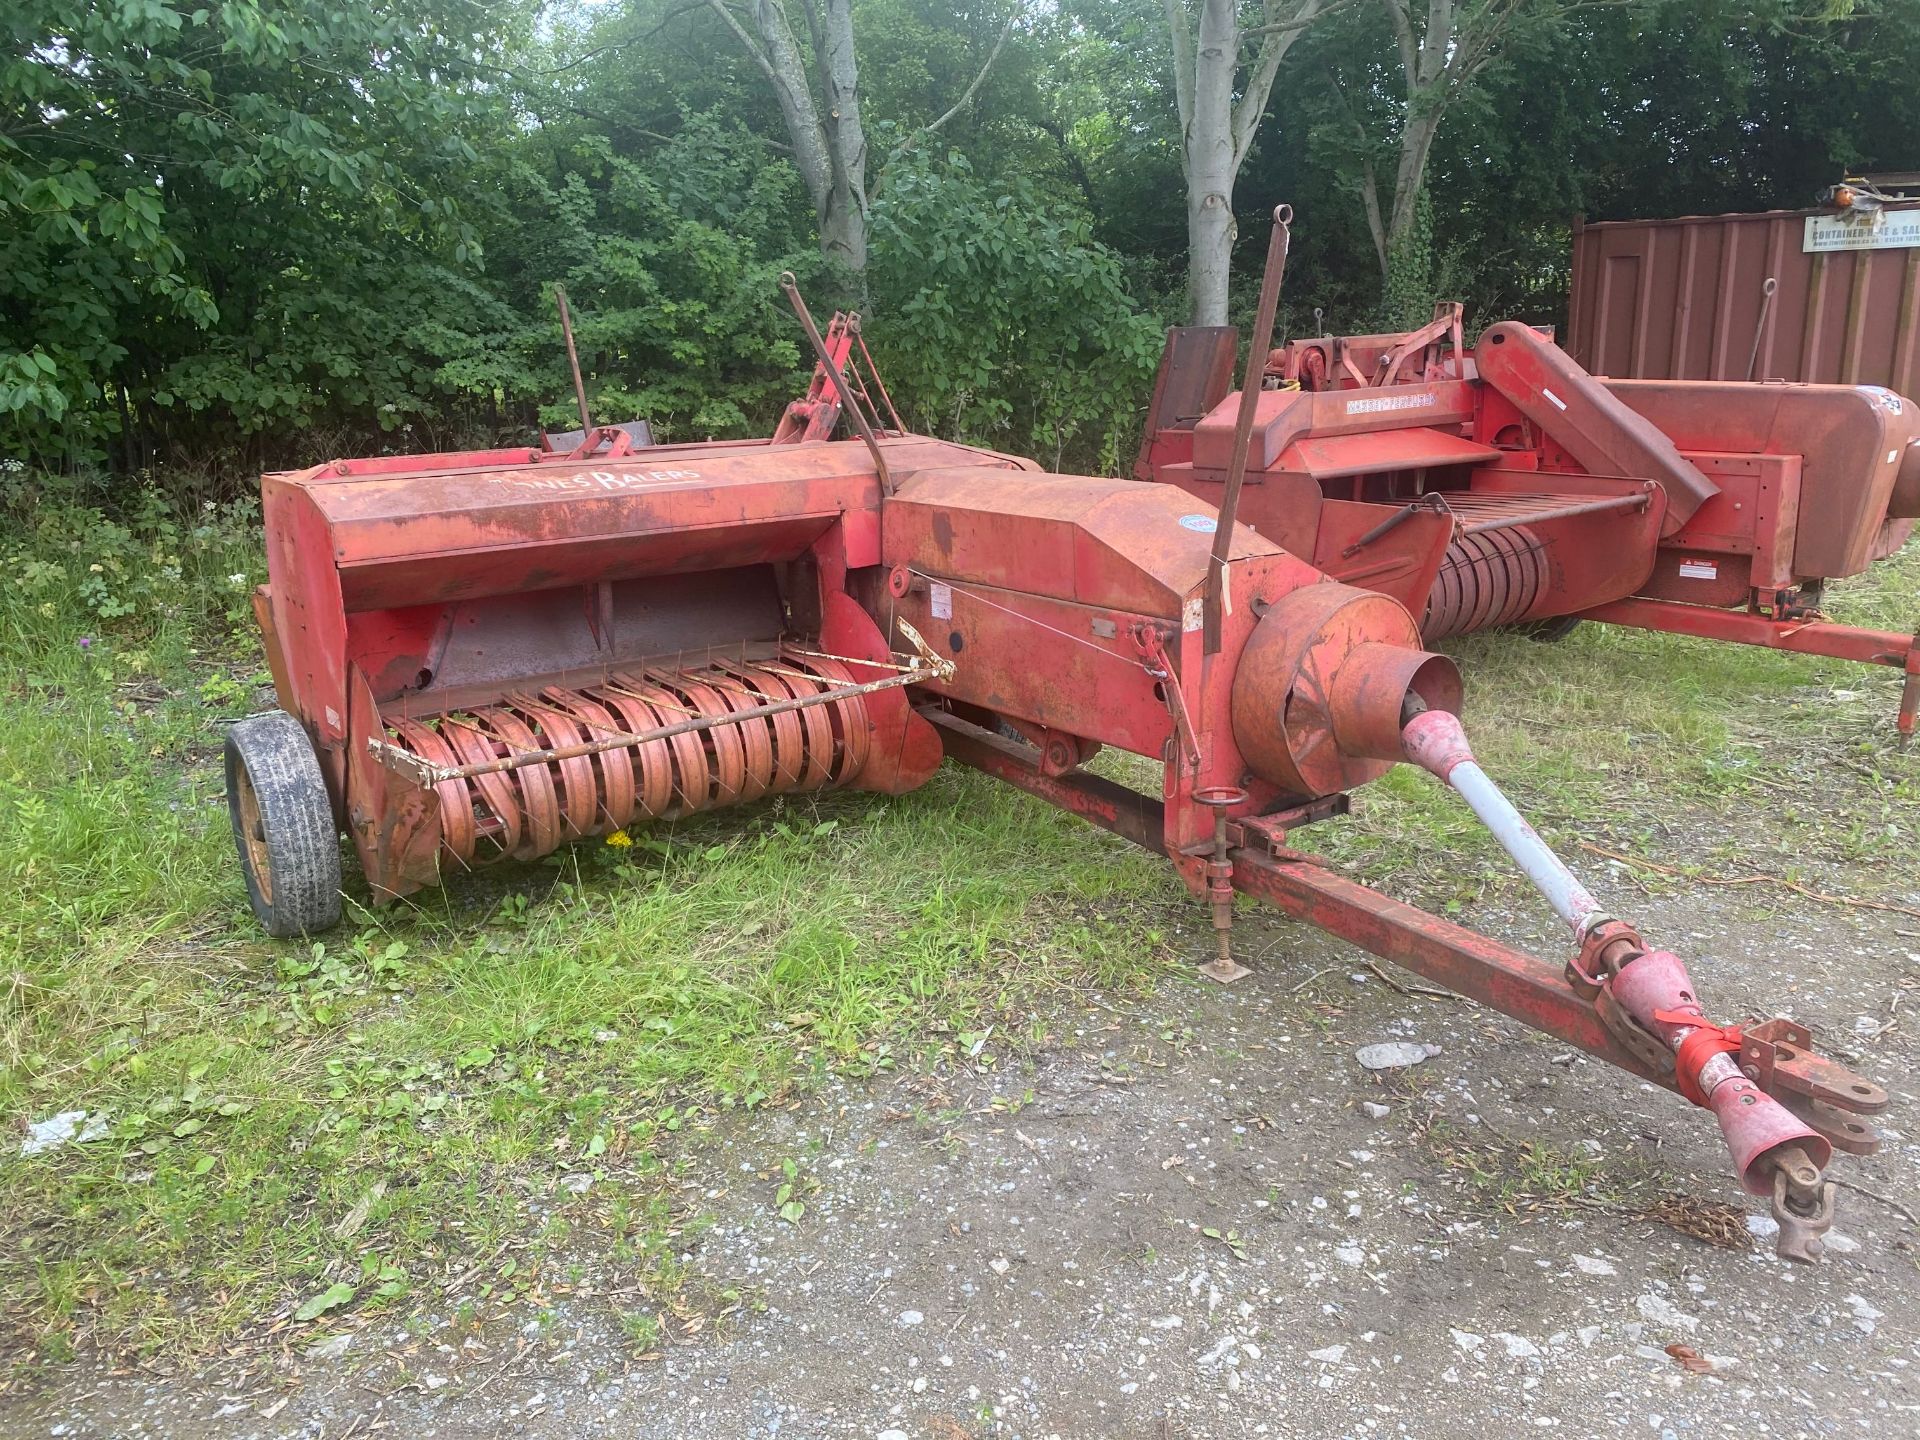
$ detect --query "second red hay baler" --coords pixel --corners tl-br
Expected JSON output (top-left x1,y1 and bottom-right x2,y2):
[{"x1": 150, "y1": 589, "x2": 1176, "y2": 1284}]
[{"x1": 228, "y1": 215, "x2": 1891, "y2": 1266}]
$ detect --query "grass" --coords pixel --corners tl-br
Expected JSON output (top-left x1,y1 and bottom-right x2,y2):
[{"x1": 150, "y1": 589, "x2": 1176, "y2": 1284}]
[
  {"x1": 3, "y1": 488, "x2": 1918, "y2": 1375},
  {"x1": 0, "y1": 493, "x2": 1185, "y2": 1372}
]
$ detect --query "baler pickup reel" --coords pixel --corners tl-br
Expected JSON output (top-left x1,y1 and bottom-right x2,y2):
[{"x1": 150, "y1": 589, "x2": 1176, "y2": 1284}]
[{"x1": 365, "y1": 622, "x2": 953, "y2": 793}]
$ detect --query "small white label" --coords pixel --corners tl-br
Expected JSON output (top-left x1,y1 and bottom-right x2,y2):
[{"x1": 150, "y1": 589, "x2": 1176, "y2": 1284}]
[
  {"x1": 1678, "y1": 560, "x2": 1718, "y2": 580},
  {"x1": 1541, "y1": 387, "x2": 1568, "y2": 412},
  {"x1": 1345, "y1": 391, "x2": 1436, "y2": 416},
  {"x1": 1179, "y1": 513, "x2": 1217, "y2": 533},
  {"x1": 1182, "y1": 596, "x2": 1204, "y2": 632},
  {"x1": 1805, "y1": 212, "x2": 1920, "y2": 253},
  {"x1": 929, "y1": 582, "x2": 953, "y2": 620}
]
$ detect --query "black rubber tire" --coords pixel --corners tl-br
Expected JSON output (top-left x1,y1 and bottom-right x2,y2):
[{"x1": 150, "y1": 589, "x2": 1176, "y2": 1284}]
[
  {"x1": 225, "y1": 711, "x2": 343, "y2": 937},
  {"x1": 1517, "y1": 616, "x2": 1584, "y2": 644}
]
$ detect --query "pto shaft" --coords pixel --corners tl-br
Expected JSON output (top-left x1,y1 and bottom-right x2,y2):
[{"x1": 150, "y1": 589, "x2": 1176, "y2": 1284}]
[
  {"x1": 1401, "y1": 709, "x2": 1609, "y2": 939},
  {"x1": 1399, "y1": 707, "x2": 1837, "y2": 1261}
]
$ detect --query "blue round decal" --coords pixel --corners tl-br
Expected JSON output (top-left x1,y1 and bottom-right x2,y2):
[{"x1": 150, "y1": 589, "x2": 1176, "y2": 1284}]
[{"x1": 1178, "y1": 513, "x2": 1218, "y2": 533}]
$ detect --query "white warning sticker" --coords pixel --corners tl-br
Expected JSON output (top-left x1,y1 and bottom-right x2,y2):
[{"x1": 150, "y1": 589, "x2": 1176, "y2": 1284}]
[
  {"x1": 1182, "y1": 595, "x2": 1204, "y2": 632},
  {"x1": 489, "y1": 468, "x2": 702, "y2": 493},
  {"x1": 930, "y1": 582, "x2": 953, "y2": 620},
  {"x1": 1678, "y1": 559, "x2": 1718, "y2": 580},
  {"x1": 1542, "y1": 387, "x2": 1568, "y2": 412}
]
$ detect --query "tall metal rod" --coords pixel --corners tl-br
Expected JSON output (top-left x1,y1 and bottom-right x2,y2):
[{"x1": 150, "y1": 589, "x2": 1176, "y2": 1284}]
[
  {"x1": 1204, "y1": 204, "x2": 1293, "y2": 656},
  {"x1": 554, "y1": 284, "x2": 593, "y2": 435},
  {"x1": 1745, "y1": 276, "x2": 1778, "y2": 382},
  {"x1": 780, "y1": 271, "x2": 893, "y2": 494},
  {"x1": 849, "y1": 316, "x2": 906, "y2": 431}
]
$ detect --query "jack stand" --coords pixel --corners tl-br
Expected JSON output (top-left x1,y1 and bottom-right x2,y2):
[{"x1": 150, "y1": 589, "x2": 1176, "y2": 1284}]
[{"x1": 1196, "y1": 787, "x2": 1251, "y2": 983}]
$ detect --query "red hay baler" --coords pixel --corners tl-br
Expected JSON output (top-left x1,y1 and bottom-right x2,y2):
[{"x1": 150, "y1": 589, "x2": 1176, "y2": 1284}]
[
  {"x1": 227, "y1": 217, "x2": 1892, "y2": 1264},
  {"x1": 1136, "y1": 293, "x2": 1920, "y2": 721}
]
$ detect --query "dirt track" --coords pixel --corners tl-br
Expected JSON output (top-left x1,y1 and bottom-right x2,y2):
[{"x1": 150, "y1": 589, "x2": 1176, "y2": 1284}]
[{"x1": 10, "y1": 866, "x2": 1917, "y2": 1440}]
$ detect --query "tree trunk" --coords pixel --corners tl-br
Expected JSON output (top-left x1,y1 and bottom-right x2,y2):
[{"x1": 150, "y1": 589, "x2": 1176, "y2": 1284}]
[
  {"x1": 1182, "y1": 1, "x2": 1239, "y2": 326},
  {"x1": 815, "y1": 0, "x2": 868, "y2": 273},
  {"x1": 1185, "y1": 152, "x2": 1237, "y2": 327},
  {"x1": 1364, "y1": 0, "x2": 1536, "y2": 312},
  {"x1": 708, "y1": 0, "x2": 868, "y2": 273},
  {"x1": 1166, "y1": 0, "x2": 1323, "y2": 325},
  {"x1": 1386, "y1": 107, "x2": 1443, "y2": 252}
]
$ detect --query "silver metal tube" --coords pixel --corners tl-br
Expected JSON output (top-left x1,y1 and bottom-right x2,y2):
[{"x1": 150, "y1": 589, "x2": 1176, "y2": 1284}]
[{"x1": 1443, "y1": 758, "x2": 1609, "y2": 938}]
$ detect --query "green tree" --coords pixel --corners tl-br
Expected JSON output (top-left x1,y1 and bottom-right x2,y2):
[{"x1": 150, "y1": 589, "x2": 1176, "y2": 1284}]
[
  {"x1": 867, "y1": 150, "x2": 1165, "y2": 470},
  {"x1": 0, "y1": 1, "x2": 521, "y2": 470}
]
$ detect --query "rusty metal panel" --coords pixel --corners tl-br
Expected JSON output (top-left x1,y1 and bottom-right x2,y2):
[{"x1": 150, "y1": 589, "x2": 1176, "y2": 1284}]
[
  {"x1": 1143, "y1": 326, "x2": 1238, "y2": 431},
  {"x1": 1569, "y1": 202, "x2": 1920, "y2": 396}
]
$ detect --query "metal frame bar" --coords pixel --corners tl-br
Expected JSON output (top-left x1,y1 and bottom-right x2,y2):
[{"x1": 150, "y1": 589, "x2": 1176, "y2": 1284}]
[
  {"x1": 927, "y1": 706, "x2": 1667, "y2": 1083},
  {"x1": 1581, "y1": 596, "x2": 1920, "y2": 735},
  {"x1": 1227, "y1": 850, "x2": 1665, "y2": 1085},
  {"x1": 1580, "y1": 596, "x2": 1915, "y2": 667},
  {"x1": 926, "y1": 710, "x2": 1167, "y2": 854}
]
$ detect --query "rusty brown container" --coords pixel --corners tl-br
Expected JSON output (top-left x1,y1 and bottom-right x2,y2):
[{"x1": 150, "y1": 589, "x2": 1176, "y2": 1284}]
[{"x1": 1568, "y1": 201, "x2": 1920, "y2": 396}]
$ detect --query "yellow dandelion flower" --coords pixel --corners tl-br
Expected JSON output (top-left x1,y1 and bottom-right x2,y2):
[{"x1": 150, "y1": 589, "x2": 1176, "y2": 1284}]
[{"x1": 604, "y1": 830, "x2": 633, "y2": 848}]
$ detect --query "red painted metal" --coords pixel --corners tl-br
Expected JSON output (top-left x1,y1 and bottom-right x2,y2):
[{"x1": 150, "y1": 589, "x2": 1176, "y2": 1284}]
[
  {"x1": 243, "y1": 268, "x2": 1889, "y2": 1262},
  {"x1": 1473, "y1": 320, "x2": 1718, "y2": 531},
  {"x1": 926, "y1": 709, "x2": 1166, "y2": 855},
  {"x1": 1229, "y1": 848, "x2": 1662, "y2": 1079},
  {"x1": 1230, "y1": 582, "x2": 1459, "y2": 795},
  {"x1": 1135, "y1": 294, "x2": 1920, "y2": 729},
  {"x1": 1207, "y1": 206, "x2": 1292, "y2": 656}
]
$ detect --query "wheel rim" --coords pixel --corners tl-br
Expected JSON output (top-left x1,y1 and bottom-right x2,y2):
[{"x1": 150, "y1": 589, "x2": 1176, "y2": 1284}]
[{"x1": 235, "y1": 760, "x2": 274, "y2": 905}]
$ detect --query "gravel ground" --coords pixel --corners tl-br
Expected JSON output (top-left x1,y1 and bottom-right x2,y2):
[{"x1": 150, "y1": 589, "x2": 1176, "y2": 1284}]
[{"x1": 7, "y1": 867, "x2": 1916, "y2": 1440}]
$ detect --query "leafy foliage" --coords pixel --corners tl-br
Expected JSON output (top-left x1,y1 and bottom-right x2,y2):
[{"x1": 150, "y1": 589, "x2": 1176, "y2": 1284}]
[
  {"x1": 4, "y1": 0, "x2": 1918, "y2": 477},
  {"x1": 0, "y1": 1, "x2": 507, "y2": 469},
  {"x1": 869, "y1": 151, "x2": 1164, "y2": 469},
  {"x1": 451, "y1": 111, "x2": 826, "y2": 442}
]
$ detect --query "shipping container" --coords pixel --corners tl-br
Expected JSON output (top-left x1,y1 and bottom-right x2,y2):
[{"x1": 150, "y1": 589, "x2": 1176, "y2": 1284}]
[{"x1": 1568, "y1": 200, "x2": 1920, "y2": 399}]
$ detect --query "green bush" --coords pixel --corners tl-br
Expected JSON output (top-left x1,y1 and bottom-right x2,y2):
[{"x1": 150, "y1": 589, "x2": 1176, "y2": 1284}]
[{"x1": 868, "y1": 151, "x2": 1166, "y2": 473}]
